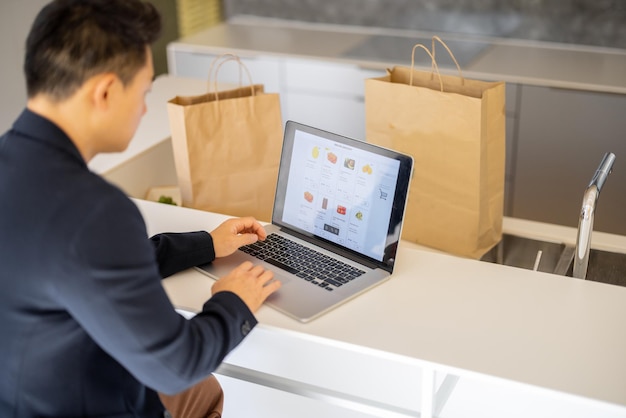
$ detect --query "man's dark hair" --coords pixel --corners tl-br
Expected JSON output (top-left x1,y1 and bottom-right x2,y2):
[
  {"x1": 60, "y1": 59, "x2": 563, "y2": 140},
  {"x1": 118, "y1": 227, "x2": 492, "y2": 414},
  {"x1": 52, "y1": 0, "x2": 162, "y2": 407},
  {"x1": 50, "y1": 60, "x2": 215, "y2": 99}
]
[{"x1": 24, "y1": 0, "x2": 162, "y2": 101}]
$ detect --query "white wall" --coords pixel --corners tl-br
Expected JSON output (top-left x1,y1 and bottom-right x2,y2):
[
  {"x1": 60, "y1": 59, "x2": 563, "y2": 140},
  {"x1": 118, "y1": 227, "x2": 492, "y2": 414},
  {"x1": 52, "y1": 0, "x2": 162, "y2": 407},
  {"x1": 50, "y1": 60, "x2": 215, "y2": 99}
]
[
  {"x1": 0, "y1": 0, "x2": 50, "y2": 133},
  {"x1": 0, "y1": 1, "x2": 177, "y2": 133}
]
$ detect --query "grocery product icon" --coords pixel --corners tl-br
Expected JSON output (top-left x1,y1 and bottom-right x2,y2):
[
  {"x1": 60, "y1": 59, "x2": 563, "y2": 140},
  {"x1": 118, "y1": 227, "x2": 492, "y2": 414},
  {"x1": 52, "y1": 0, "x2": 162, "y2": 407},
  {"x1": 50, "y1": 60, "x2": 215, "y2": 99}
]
[
  {"x1": 304, "y1": 191, "x2": 314, "y2": 202},
  {"x1": 327, "y1": 152, "x2": 337, "y2": 164},
  {"x1": 344, "y1": 158, "x2": 355, "y2": 170},
  {"x1": 362, "y1": 164, "x2": 373, "y2": 174},
  {"x1": 311, "y1": 146, "x2": 319, "y2": 159}
]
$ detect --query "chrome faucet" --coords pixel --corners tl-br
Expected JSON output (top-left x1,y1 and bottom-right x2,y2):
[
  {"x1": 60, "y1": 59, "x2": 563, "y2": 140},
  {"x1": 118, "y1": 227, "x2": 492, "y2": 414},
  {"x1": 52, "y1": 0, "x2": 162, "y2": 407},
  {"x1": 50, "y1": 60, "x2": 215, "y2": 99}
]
[{"x1": 573, "y1": 152, "x2": 616, "y2": 279}]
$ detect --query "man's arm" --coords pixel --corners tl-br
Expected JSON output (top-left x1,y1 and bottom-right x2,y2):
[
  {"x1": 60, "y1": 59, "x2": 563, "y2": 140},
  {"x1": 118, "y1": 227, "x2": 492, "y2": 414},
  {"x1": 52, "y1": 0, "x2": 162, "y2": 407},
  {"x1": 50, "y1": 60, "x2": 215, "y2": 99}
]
[
  {"x1": 150, "y1": 217, "x2": 267, "y2": 278},
  {"x1": 150, "y1": 232, "x2": 215, "y2": 278},
  {"x1": 57, "y1": 195, "x2": 255, "y2": 394}
]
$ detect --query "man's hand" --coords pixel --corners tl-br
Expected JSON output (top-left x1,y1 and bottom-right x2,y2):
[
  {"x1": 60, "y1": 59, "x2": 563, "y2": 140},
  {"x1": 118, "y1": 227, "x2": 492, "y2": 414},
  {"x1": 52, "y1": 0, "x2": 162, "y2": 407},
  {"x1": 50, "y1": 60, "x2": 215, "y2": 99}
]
[
  {"x1": 210, "y1": 217, "x2": 267, "y2": 258},
  {"x1": 212, "y1": 262, "x2": 281, "y2": 313}
]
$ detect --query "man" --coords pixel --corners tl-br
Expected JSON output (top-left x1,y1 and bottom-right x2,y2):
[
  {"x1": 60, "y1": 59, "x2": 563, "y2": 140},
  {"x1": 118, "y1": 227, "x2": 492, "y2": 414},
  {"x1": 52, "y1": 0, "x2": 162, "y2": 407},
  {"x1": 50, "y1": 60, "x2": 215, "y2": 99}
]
[{"x1": 0, "y1": 0, "x2": 281, "y2": 417}]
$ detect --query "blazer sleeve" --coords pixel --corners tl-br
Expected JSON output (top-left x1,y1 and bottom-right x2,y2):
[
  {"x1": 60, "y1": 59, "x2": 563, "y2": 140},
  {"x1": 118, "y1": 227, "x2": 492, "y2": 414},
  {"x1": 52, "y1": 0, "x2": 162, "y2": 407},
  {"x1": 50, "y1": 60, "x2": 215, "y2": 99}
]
[
  {"x1": 52, "y1": 193, "x2": 257, "y2": 394},
  {"x1": 150, "y1": 232, "x2": 216, "y2": 278}
]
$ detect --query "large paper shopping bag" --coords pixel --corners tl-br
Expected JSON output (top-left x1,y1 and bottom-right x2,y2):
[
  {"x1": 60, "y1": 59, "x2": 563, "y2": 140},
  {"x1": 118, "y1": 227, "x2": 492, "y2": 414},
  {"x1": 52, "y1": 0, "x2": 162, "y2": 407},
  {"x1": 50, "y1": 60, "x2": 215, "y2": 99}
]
[
  {"x1": 365, "y1": 38, "x2": 505, "y2": 258},
  {"x1": 167, "y1": 55, "x2": 283, "y2": 222}
]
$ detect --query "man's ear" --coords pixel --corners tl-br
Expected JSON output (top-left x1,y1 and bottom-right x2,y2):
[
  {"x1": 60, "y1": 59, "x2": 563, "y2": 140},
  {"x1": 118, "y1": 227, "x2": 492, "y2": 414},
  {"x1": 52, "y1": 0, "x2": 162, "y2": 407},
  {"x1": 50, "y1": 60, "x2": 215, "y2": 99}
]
[{"x1": 91, "y1": 73, "x2": 118, "y2": 111}]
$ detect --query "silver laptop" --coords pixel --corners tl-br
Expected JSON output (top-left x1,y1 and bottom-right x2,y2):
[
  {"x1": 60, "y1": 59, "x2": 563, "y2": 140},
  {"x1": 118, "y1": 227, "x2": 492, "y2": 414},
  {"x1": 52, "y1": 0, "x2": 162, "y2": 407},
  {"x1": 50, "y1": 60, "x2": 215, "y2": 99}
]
[{"x1": 197, "y1": 121, "x2": 413, "y2": 322}]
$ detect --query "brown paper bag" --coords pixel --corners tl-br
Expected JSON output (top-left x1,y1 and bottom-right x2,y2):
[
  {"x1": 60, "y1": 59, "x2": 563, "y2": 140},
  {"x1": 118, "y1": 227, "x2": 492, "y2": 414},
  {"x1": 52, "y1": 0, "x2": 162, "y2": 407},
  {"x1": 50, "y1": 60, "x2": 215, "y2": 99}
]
[
  {"x1": 365, "y1": 38, "x2": 505, "y2": 259},
  {"x1": 167, "y1": 55, "x2": 283, "y2": 222}
]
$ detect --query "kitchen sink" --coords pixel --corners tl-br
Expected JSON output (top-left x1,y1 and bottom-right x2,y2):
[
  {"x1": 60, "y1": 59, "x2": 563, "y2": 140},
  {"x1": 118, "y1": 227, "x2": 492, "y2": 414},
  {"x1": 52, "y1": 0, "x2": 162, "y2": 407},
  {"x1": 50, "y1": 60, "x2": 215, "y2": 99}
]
[
  {"x1": 481, "y1": 234, "x2": 626, "y2": 287},
  {"x1": 481, "y1": 234, "x2": 568, "y2": 274},
  {"x1": 564, "y1": 248, "x2": 626, "y2": 287}
]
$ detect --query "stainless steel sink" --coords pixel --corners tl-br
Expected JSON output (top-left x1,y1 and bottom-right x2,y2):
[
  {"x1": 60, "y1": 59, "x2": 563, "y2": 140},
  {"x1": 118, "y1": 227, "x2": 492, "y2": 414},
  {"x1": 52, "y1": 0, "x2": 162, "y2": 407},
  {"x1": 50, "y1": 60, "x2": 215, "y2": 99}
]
[
  {"x1": 564, "y1": 248, "x2": 626, "y2": 286},
  {"x1": 481, "y1": 234, "x2": 626, "y2": 287},
  {"x1": 481, "y1": 234, "x2": 567, "y2": 274}
]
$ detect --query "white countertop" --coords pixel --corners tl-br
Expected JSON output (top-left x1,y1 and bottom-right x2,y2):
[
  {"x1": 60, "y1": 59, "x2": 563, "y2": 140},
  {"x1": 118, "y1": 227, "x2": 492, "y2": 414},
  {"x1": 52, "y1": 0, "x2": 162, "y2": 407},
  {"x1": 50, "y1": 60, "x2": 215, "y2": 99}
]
[
  {"x1": 93, "y1": 73, "x2": 626, "y2": 413},
  {"x1": 135, "y1": 198, "x2": 626, "y2": 411},
  {"x1": 170, "y1": 16, "x2": 626, "y2": 94}
]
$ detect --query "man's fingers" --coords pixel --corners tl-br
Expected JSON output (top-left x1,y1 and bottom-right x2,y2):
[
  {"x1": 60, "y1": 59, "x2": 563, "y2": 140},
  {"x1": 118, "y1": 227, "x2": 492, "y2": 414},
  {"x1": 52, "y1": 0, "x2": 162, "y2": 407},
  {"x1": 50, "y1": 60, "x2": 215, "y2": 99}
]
[
  {"x1": 215, "y1": 261, "x2": 281, "y2": 312},
  {"x1": 238, "y1": 233, "x2": 259, "y2": 247},
  {"x1": 235, "y1": 262, "x2": 273, "y2": 282},
  {"x1": 233, "y1": 217, "x2": 263, "y2": 233},
  {"x1": 258, "y1": 269, "x2": 275, "y2": 284},
  {"x1": 263, "y1": 278, "x2": 281, "y2": 292},
  {"x1": 235, "y1": 261, "x2": 254, "y2": 273}
]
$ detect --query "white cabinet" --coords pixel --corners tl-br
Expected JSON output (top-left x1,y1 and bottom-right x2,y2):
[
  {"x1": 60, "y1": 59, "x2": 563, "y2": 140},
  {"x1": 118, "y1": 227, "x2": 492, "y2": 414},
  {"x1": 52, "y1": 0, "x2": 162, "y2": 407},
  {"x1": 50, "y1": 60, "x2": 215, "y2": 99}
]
[
  {"x1": 215, "y1": 326, "x2": 424, "y2": 417},
  {"x1": 283, "y1": 58, "x2": 385, "y2": 139},
  {"x1": 214, "y1": 329, "x2": 626, "y2": 418},
  {"x1": 284, "y1": 91, "x2": 366, "y2": 139},
  {"x1": 438, "y1": 374, "x2": 626, "y2": 418},
  {"x1": 284, "y1": 58, "x2": 382, "y2": 97},
  {"x1": 167, "y1": 48, "x2": 283, "y2": 93}
]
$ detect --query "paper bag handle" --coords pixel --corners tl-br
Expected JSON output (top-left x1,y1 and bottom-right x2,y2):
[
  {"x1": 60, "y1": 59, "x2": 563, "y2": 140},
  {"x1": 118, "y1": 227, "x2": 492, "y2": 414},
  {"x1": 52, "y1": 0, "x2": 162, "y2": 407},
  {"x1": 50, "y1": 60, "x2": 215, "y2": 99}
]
[
  {"x1": 207, "y1": 53, "x2": 256, "y2": 99},
  {"x1": 410, "y1": 36, "x2": 465, "y2": 91},
  {"x1": 431, "y1": 36, "x2": 465, "y2": 85},
  {"x1": 410, "y1": 44, "x2": 443, "y2": 91}
]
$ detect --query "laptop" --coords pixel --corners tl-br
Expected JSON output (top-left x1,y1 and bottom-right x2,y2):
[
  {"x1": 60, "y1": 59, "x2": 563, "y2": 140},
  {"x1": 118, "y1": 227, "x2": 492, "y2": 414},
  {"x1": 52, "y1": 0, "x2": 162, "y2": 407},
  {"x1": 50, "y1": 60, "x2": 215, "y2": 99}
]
[{"x1": 197, "y1": 121, "x2": 413, "y2": 322}]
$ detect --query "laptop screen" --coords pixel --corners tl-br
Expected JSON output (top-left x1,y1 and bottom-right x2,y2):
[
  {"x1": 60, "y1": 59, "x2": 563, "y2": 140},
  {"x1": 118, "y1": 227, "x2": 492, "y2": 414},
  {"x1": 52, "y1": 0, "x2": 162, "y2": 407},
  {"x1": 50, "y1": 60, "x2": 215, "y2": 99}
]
[{"x1": 273, "y1": 121, "x2": 413, "y2": 271}]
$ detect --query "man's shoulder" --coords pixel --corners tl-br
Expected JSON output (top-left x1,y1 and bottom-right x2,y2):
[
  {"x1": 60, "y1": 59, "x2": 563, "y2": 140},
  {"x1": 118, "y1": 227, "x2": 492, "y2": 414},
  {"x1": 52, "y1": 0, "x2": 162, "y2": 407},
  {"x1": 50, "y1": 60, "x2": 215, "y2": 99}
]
[
  {"x1": 72, "y1": 176, "x2": 142, "y2": 224},
  {"x1": 40, "y1": 171, "x2": 145, "y2": 247}
]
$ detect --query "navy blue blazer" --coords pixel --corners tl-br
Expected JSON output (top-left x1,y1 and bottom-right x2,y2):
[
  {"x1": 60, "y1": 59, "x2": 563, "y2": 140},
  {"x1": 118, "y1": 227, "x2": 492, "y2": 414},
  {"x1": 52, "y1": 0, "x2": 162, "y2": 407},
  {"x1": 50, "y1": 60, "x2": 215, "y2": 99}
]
[{"x1": 0, "y1": 110, "x2": 257, "y2": 417}]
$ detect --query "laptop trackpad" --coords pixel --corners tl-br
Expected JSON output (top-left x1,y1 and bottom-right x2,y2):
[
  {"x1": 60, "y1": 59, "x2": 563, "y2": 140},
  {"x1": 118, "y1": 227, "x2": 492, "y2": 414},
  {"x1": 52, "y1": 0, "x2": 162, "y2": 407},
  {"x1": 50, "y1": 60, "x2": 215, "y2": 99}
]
[
  {"x1": 196, "y1": 252, "x2": 293, "y2": 285},
  {"x1": 270, "y1": 271, "x2": 292, "y2": 286}
]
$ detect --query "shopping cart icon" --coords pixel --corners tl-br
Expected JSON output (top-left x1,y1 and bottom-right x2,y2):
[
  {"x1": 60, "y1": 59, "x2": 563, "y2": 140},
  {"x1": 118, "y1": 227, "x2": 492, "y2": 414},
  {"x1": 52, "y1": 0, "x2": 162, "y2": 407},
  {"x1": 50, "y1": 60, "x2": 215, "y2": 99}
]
[{"x1": 379, "y1": 188, "x2": 388, "y2": 200}]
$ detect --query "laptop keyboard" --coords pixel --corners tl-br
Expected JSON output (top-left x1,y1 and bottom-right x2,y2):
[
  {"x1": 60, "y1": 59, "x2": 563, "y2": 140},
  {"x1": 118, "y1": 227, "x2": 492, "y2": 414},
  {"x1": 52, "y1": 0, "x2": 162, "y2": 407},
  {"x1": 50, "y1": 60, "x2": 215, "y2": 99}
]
[{"x1": 240, "y1": 234, "x2": 366, "y2": 291}]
